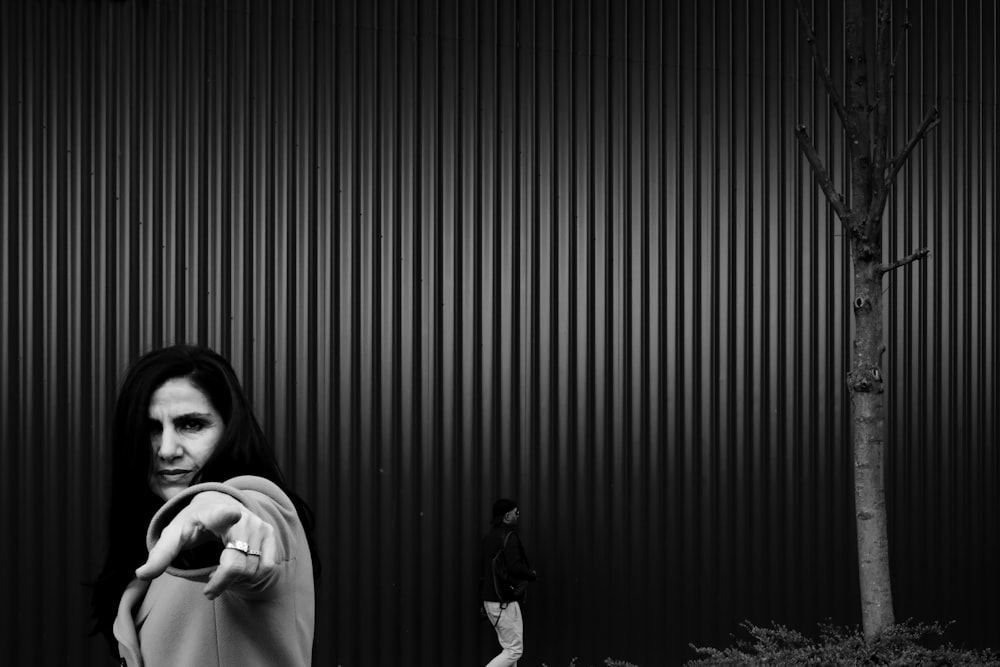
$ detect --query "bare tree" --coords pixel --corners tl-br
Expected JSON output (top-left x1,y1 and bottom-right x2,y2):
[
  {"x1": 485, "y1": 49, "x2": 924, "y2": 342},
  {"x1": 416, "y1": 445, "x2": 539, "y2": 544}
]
[{"x1": 794, "y1": 0, "x2": 938, "y2": 639}]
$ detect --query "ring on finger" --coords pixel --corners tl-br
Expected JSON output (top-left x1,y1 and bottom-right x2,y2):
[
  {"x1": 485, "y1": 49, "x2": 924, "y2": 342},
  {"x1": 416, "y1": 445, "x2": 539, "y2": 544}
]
[
  {"x1": 248, "y1": 548, "x2": 262, "y2": 558},
  {"x1": 225, "y1": 540, "x2": 250, "y2": 555}
]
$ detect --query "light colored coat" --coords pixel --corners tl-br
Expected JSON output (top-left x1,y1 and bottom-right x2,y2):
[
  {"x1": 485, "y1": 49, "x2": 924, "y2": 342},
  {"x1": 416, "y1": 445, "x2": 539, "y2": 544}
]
[{"x1": 113, "y1": 476, "x2": 314, "y2": 667}]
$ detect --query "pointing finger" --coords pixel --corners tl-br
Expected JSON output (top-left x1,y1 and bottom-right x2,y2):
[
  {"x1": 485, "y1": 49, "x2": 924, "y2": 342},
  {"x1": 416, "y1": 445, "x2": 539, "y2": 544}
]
[
  {"x1": 136, "y1": 517, "x2": 200, "y2": 580},
  {"x1": 136, "y1": 504, "x2": 242, "y2": 580}
]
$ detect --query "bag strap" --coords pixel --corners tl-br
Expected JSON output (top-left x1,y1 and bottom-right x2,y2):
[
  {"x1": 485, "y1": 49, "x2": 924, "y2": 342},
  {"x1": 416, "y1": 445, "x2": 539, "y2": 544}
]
[
  {"x1": 501, "y1": 530, "x2": 514, "y2": 551},
  {"x1": 491, "y1": 531, "x2": 513, "y2": 597},
  {"x1": 489, "y1": 531, "x2": 515, "y2": 625}
]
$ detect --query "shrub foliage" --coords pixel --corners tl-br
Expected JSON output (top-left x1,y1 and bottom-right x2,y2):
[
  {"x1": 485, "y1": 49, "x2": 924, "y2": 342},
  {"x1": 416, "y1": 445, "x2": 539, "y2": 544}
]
[{"x1": 687, "y1": 620, "x2": 1000, "y2": 666}]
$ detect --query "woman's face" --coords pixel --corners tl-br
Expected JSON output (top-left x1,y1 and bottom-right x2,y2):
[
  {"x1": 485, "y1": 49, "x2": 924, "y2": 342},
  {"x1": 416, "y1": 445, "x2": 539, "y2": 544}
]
[{"x1": 147, "y1": 376, "x2": 225, "y2": 501}]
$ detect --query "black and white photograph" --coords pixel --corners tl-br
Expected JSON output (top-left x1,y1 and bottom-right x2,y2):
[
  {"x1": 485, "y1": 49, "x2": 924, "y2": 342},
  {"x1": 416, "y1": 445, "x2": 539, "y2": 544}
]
[{"x1": 1, "y1": 0, "x2": 997, "y2": 665}]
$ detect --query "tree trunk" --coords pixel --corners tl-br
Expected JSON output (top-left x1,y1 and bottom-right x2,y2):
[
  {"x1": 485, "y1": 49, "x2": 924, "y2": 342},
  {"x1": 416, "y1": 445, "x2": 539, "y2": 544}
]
[
  {"x1": 843, "y1": 0, "x2": 895, "y2": 637},
  {"x1": 849, "y1": 252, "x2": 895, "y2": 637}
]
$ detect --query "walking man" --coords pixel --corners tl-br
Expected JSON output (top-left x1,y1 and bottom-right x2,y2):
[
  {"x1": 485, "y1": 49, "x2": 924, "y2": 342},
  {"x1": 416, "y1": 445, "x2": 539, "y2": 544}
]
[{"x1": 481, "y1": 498, "x2": 537, "y2": 667}]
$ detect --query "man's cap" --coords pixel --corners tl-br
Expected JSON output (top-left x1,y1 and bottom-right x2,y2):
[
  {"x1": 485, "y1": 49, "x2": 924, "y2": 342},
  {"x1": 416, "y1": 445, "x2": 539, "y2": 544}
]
[{"x1": 492, "y1": 498, "x2": 518, "y2": 518}]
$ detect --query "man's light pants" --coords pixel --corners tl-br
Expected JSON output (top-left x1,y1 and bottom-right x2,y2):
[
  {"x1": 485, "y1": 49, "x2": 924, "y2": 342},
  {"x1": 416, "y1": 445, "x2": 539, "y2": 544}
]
[{"x1": 483, "y1": 601, "x2": 523, "y2": 667}]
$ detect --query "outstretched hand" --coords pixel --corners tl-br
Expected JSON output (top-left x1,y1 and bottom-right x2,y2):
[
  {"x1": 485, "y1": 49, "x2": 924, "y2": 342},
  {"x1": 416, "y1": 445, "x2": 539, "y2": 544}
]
[{"x1": 135, "y1": 491, "x2": 279, "y2": 600}]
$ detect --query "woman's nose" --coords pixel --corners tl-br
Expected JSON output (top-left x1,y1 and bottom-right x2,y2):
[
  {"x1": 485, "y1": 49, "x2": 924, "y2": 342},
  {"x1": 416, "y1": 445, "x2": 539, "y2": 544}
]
[{"x1": 154, "y1": 429, "x2": 183, "y2": 459}]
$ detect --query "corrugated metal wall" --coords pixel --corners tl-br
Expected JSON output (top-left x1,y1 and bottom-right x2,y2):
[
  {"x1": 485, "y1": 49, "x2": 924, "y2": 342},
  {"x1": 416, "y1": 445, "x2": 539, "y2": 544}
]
[{"x1": 1, "y1": 0, "x2": 997, "y2": 665}]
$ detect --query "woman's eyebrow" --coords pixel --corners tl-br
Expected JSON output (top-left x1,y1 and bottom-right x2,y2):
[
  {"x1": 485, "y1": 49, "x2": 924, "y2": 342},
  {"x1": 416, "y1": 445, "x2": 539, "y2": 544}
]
[{"x1": 171, "y1": 412, "x2": 214, "y2": 420}]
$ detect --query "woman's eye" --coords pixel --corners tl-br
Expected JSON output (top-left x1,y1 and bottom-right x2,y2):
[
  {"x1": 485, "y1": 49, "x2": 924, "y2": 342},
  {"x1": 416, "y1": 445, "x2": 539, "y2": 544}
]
[{"x1": 177, "y1": 418, "x2": 206, "y2": 432}]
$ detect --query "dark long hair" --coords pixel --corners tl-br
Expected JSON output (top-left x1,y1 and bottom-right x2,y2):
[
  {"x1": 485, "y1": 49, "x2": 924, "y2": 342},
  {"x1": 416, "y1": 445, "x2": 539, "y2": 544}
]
[{"x1": 91, "y1": 345, "x2": 319, "y2": 648}]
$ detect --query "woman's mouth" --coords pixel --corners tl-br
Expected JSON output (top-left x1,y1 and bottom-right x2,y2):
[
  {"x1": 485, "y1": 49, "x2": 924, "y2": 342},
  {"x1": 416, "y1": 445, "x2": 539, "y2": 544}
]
[{"x1": 157, "y1": 469, "x2": 192, "y2": 480}]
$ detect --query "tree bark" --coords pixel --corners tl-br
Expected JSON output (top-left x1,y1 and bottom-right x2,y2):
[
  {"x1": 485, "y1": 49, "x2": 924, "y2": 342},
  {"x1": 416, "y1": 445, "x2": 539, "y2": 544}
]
[{"x1": 849, "y1": 255, "x2": 895, "y2": 637}]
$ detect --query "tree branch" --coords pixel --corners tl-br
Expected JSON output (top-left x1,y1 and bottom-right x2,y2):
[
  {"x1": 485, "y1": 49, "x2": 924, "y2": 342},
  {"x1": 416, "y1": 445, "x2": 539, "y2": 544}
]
[
  {"x1": 875, "y1": 0, "x2": 891, "y2": 80},
  {"x1": 887, "y1": 106, "x2": 941, "y2": 184},
  {"x1": 796, "y1": 0, "x2": 851, "y2": 131},
  {"x1": 870, "y1": 106, "x2": 941, "y2": 219},
  {"x1": 870, "y1": 3, "x2": 912, "y2": 227},
  {"x1": 795, "y1": 124, "x2": 851, "y2": 223},
  {"x1": 872, "y1": 0, "x2": 895, "y2": 155},
  {"x1": 890, "y1": 7, "x2": 912, "y2": 73},
  {"x1": 880, "y1": 247, "x2": 930, "y2": 275},
  {"x1": 870, "y1": 0, "x2": 893, "y2": 223},
  {"x1": 844, "y1": 0, "x2": 872, "y2": 213}
]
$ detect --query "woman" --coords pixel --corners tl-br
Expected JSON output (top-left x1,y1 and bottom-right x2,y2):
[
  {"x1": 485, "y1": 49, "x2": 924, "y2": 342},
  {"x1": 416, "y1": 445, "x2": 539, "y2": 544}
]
[{"x1": 92, "y1": 345, "x2": 318, "y2": 666}]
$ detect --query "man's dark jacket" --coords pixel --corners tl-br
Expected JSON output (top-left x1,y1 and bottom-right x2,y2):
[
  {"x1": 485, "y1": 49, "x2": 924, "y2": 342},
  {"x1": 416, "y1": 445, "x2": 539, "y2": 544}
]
[{"x1": 480, "y1": 524, "x2": 536, "y2": 602}]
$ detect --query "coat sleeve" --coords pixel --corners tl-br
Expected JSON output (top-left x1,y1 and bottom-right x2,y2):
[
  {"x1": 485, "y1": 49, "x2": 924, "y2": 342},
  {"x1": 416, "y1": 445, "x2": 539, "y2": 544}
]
[{"x1": 145, "y1": 475, "x2": 309, "y2": 598}]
